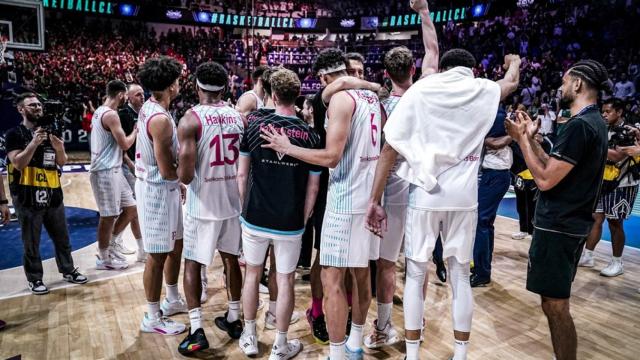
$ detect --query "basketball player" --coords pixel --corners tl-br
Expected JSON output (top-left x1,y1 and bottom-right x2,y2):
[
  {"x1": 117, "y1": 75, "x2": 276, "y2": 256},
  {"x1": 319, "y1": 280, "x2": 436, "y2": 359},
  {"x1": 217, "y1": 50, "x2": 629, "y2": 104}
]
[
  {"x1": 236, "y1": 65, "x2": 268, "y2": 116},
  {"x1": 175, "y1": 61, "x2": 245, "y2": 355},
  {"x1": 302, "y1": 51, "x2": 381, "y2": 347},
  {"x1": 261, "y1": 48, "x2": 383, "y2": 360},
  {"x1": 238, "y1": 68, "x2": 320, "y2": 359},
  {"x1": 365, "y1": 5, "x2": 521, "y2": 358},
  {"x1": 89, "y1": 80, "x2": 138, "y2": 270},
  {"x1": 135, "y1": 56, "x2": 188, "y2": 335},
  {"x1": 364, "y1": 46, "x2": 416, "y2": 349}
]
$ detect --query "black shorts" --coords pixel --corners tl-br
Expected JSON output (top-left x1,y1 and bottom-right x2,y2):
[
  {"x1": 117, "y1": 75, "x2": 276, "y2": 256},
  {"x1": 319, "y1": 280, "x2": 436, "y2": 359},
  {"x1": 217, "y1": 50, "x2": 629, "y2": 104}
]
[{"x1": 526, "y1": 228, "x2": 586, "y2": 299}]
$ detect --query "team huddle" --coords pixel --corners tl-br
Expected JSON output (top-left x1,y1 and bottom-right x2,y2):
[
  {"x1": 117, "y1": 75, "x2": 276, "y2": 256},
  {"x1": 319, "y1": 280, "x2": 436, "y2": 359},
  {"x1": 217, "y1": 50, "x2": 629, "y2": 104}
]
[{"x1": 83, "y1": 1, "x2": 555, "y2": 360}]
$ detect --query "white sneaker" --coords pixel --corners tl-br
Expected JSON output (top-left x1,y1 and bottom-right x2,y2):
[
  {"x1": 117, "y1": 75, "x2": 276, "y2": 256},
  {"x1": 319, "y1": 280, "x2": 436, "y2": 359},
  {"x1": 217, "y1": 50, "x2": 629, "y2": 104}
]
[
  {"x1": 265, "y1": 311, "x2": 301, "y2": 330},
  {"x1": 113, "y1": 235, "x2": 136, "y2": 255},
  {"x1": 578, "y1": 252, "x2": 595, "y2": 268},
  {"x1": 136, "y1": 250, "x2": 147, "y2": 263},
  {"x1": 160, "y1": 297, "x2": 188, "y2": 316},
  {"x1": 511, "y1": 232, "x2": 527, "y2": 240},
  {"x1": 108, "y1": 244, "x2": 127, "y2": 261},
  {"x1": 600, "y1": 260, "x2": 624, "y2": 277},
  {"x1": 364, "y1": 320, "x2": 400, "y2": 349},
  {"x1": 140, "y1": 312, "x2": 186, "y2": 335},
  {"x1": 239, "y1": 331, "x2": 259, "y2": 356},
  {"x1": 96, "y1": 254, "x2": 128, "y2": 270},
  {"x1": 269, "y1": 339, "x2": 302, "y2": 360}
]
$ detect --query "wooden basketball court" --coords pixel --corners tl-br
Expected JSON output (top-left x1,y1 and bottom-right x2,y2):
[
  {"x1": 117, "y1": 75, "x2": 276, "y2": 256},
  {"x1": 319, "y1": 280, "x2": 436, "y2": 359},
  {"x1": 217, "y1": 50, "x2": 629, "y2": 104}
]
[{"x1": 1, "y1": 171, "x2": 639, "y2": 359}]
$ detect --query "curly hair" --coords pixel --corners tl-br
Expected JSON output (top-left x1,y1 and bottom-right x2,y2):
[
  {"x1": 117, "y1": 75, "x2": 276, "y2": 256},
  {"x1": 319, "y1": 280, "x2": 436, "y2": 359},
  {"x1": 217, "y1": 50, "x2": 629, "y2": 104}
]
[
  {"x1": 137, "y1": 56, "x2": 183, "y2": 92},
  {"x1": 195, "y1": 61, "x2": 228, "y2": 94},
  {"x1": 439, "y1": 48, "x2": 476, "y2": 70},
  {"x1": 312, "y1": 48, "x2": 347, "y2": 76},
  {"x1": 384, "y1": 46, "x2": 414, "y2": 83},
  {"x1": 270, "y1": 68, "x2": 301, "y2": 106}
]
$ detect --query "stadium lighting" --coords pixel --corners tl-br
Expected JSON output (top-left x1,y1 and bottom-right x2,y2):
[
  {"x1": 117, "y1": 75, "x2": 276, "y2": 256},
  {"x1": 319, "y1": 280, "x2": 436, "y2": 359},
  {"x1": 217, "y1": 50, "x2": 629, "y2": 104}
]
[
  {"x1": 198, "y1": 11, "x2": 210, "y2": 22},
  {"x1": 473, "y1": 4, "x2": 485, "y2": 17},
  {"x1": 119, "y1": 4, "x2": 134, "y2": 16}
]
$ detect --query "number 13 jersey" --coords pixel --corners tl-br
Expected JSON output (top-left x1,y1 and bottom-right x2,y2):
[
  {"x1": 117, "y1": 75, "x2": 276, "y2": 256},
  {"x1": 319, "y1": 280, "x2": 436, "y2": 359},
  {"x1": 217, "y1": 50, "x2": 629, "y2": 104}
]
[
  {"x1": 186, "y1": 103, "x2": 245, "y2": 220},
  {"x1": 326, "y1": 89, "x2": 382, "y2": 214}
]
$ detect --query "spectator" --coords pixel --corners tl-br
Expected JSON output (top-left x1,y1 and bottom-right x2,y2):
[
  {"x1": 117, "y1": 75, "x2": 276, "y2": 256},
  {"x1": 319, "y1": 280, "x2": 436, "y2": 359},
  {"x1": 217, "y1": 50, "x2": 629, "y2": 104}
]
[{"x1": 613, "y1": 72, "x2": 636, "y2": 101}]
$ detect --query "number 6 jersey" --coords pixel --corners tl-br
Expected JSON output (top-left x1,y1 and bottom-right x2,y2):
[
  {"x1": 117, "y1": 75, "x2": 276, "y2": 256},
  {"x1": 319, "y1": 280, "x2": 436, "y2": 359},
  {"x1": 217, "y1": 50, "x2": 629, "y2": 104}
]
[
  {"x1": 326, "y1": 89, "x2": 382, "y2": 214},
  {"x1": 185, "y1": 103, "x2": 245, "y2": 220}
]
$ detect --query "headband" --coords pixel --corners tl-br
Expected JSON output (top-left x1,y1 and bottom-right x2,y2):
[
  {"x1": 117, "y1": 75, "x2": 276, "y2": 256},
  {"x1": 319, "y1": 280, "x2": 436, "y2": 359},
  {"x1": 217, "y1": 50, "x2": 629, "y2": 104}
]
[
  {"x1": 197, "y1": 79, "x2": 225, "y2": 92},
  {"x1": 318, "y1": 64, "x2": 347, "y2": 76}
]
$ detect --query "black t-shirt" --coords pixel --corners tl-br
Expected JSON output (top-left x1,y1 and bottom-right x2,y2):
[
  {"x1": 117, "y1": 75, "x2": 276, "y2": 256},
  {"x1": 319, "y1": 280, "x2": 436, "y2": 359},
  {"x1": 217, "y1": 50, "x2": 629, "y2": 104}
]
[
  {"x1": 311, "y1": 88, "x2": 329, "y2": 206},
  {"x1": 5, "y1": 125, "x2": 63, "y2": 209},
  {"x1": 534, "y1": 105, "x2": 608, "y2": 236},
  {"x1": 240, "y1": 109, "x2": 321, "y2": 233},
  {"x1": 118, "y1": 104, "x2": 138, "y2": 161}
]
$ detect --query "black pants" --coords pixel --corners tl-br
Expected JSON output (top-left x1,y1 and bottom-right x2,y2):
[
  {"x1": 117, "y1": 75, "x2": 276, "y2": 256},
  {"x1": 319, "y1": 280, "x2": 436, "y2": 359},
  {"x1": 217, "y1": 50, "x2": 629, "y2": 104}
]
[
  {"x1": 515, "y1": 185, "x2": 537, "y2": 234},
  {"x1": 13, "y1": 198, "x2": 75, "y2": 282},
  {"x1": 298, "y1": 199, "x2": 326, "y2": 268}
]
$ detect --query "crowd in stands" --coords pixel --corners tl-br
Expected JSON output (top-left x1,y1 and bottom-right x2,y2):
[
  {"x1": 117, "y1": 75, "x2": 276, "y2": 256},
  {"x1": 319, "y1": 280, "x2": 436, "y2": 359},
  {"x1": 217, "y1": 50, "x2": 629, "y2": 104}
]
[{"x1": 2, "y1": 0, "x2": 640, "y2": 128}]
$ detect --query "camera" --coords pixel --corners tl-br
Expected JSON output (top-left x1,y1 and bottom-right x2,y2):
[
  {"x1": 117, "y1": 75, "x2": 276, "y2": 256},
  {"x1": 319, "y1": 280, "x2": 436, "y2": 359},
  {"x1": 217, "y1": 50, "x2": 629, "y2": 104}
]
[
  {"x1": 609, "y1": 125, "x2": 637, "y2": 147},
  {"x1": 39, "y1": 100, "x2": 65, "y2": 138}
]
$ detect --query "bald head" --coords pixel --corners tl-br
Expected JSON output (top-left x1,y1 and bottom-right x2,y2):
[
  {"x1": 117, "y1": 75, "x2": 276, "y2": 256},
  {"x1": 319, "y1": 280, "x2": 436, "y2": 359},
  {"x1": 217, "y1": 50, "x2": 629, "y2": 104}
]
[{"x1": 127, "y1": 84, "x2": 145, "y2": 112}]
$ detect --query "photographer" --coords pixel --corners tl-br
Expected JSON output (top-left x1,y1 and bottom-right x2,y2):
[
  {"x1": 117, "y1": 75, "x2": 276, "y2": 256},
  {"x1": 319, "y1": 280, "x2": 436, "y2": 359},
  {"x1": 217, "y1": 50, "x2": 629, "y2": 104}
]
[
  {"x1": 579, "y1": 98, "x2": 640, "y2": 277},
  {"x1": 537, "y1": 103, "x2": 557, "y2": 136},
  {"x1": 5, "y1": 93, "x2": 88, "y2": 295}
]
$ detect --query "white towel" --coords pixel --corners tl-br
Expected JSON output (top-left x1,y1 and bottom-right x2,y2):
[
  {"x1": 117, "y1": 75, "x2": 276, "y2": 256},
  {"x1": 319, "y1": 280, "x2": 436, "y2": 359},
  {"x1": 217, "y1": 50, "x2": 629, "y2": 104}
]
[{"x1": 384, "y1": 67, "x2": 501, "y2": 191}]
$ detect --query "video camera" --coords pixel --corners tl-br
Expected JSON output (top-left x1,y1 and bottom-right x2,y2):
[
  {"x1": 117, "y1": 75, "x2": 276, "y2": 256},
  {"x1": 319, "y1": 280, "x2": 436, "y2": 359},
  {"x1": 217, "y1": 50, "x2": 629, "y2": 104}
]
[
  {"x1": 609, "y1": 125, "x2": 638, "y2": 148},
  {"x1": 39, "y1": 100, "x2": 65, "y2": 138}
]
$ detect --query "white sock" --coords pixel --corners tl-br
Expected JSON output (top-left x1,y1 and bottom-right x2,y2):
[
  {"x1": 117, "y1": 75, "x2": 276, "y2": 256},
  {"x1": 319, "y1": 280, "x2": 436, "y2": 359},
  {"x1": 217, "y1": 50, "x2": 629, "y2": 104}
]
[
  {"x1": 244, "y1": 319, "x2": 257, "y2": 335},
  {"x1": 405, "y1": 339, "x2": 420, "y2": 360},
  {"x1": 274, "y1": 330, "x2": 287, "y2": 347},
  {"x1": 453, "y1": 339, "x2": 469, "y2": 360},
  {"x1": 136, "y1": 238, "x2": 144, "y2": 251},
  {"x1": 612, "y1": 256, "x2": 622, "y2": 264},
  {"x1": 584, "y1": 249, "x2": 593, "y2": 257},
  {"x1": 330, "y1": 340, "x2": 346, "y2": 360},
  {"x1": 147, "y1": 302, "x2": 160, "y2": 319},
  {"x1": 269, "y1": 300, "x2": 277, "y2": 315},
  {"x1": 377, "y1": 302, "x2": 392, "y2": 330},
  {"x1": 111, "y1": 232, "x2": 123, "y2": 244},
  {"x1": 166, "y1": 283, "x2": 180, "y2": 302},
  {"x1": 227, "y1": 300, "x2": 240, "y2": 322},
  {"x1": 98, "y1": 248, "x2": 109, "y2": 260},
  {"x1": 346, "y1": 323, "x2": 364, "y2": 350},
  {"x1": 189, "y1": 307, "x2": 203, "y2": 333}
]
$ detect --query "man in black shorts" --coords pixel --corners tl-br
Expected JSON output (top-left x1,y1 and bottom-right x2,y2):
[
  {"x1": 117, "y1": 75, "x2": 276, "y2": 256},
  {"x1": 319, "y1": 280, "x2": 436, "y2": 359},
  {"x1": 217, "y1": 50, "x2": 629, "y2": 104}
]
[{"x1": 506, "y1": 59, "x2": 608, "y2": 360}]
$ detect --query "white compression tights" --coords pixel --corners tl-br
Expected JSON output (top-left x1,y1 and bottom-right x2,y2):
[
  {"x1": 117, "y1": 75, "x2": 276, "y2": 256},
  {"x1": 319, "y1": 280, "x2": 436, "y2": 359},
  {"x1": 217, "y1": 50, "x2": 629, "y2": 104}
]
[{"x1": 404, "y1": 257, "x2": 474, "y2": 332}]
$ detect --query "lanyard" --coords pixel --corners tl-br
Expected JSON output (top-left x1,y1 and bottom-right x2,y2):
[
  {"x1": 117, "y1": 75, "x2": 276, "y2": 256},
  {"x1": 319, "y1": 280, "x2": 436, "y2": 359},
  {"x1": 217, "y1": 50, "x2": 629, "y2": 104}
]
[{"x1": 572, "y1": 104, "x2": 598, "y2": 118}]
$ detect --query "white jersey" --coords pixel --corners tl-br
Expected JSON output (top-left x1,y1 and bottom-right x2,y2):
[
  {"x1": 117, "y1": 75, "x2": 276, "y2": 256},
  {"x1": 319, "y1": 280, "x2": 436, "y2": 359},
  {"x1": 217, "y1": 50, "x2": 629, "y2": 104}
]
[
  {"x1": 326, "y1": 89, "x2": 382, "y2": 214},
  {"x1": 243, "y1": 90, "x2": 264, "y2": 110},
  {"x1": 381, "y1": 94, "x2": 409, "y2": 205},
  {"x1": 185, "y1": 104, "x2": 245, "y2": 220},
  {"x1": 90, "y1": 105, "x2": 122, "y2": 171},
  {"x1": 409, "y1": 142, "x2": 484, "y2": 211},
  {"x1": 135, "y1": 99, "x2": 178, "y2": 184}
]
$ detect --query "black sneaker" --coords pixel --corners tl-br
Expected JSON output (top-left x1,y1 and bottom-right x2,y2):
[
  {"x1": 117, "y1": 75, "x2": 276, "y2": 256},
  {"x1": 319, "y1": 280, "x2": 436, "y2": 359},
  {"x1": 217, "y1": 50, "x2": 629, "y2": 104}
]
[
  {"x1": 470, "y1": 274, "x2": 491, "y2": 288},
  {"x1": 28, "y1": 280, "x2": 49, "y2": 295},
  {"x1": 434, "y1": 257, "x2": 447, "y2": 283},
  {"x1": 306, "y1": 308, "x2": 329, "y2": 345},
  {"x1": 63, "y1": 268, "x2": 88, "y2": 284},
  {"x1": 346, "y1": 309, "x2": 352, "y2": 335},
  {"x1": 214, "y1": 311, "x2": 243, "y2": 339},
  {"x1": 178, "y1": 328, "x2": 209, "y2": 355}
]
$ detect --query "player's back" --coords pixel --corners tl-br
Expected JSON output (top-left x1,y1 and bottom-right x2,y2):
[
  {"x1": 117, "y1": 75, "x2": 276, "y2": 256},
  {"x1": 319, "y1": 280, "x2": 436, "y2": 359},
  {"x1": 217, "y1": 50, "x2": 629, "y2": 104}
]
[
  {"x1": 186, "y1": 104, "x2": 245, "y2": 220},
  {"x1": 240, "y1": 109, "x2": 320, "y2": 232},
  {"x1": 136, "y1": 99, "x2": 177, "y2": 184},
  {"x1": 90, "y1": 105, "x2": 122, "y2": 171},
  {"x1": 326, "y1": 89, "x2": 382, "y2": 214},
  {"x1": 381, "y1": 94, "x2": 409, "y2": 206}
]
